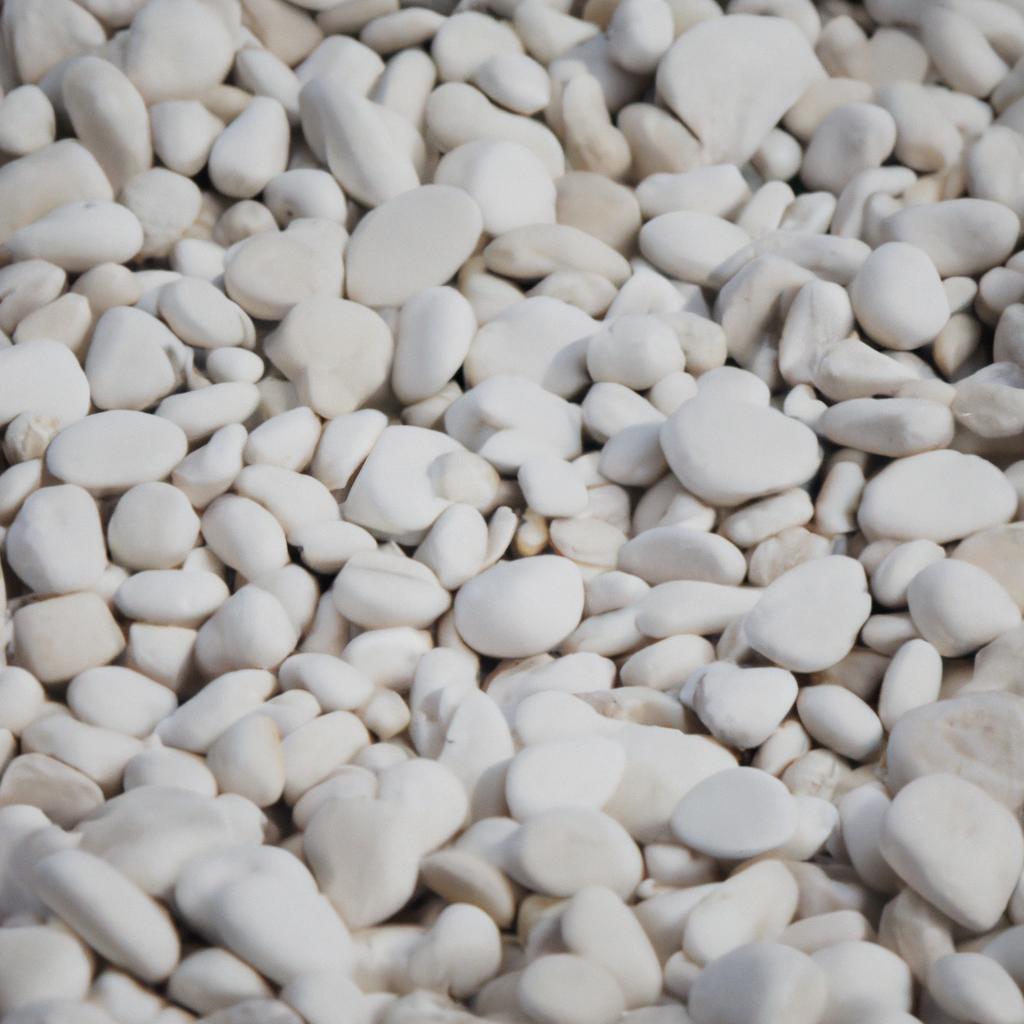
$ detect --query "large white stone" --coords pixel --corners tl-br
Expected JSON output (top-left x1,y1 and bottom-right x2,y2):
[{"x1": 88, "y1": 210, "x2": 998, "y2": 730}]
[
  {"x1": 850, "y1": 242, "x2": 950, "y2": 351},
  {"x1": 505, "y1": 736, "x2": 625, "y2": 820},
  {"x1": 745, "y1": 556, "x2": 872, "y2": 672},
  {"x1": 345, "y1": 185, "x2": 483, "y2": 307},
  {"x1": 32, "y1": 848, "x2": 180, "y2": 983},
  {"x1": 881, "y1": 773, "x2": 1024, "y2": 932},
  {"x1": 508, "y1": 808, "x2": 643, "y2": 898},
  {"x1": 670, "y1": 766, "x2": 799, "y2": 860},
  {"x1": 464, "y1": 298, "x2": 598, "y2": 398},
  {"x1": 618, "y1": 526, "x2": 746, "y2": 586},
  {"x1": 435, "y1": 140, "x2": 556, "y2": 235},
  {"x1": 453, "y1": 555, "x2": 584, "y2": 658},
  {"x1": 907, "y1": 560, "x2": 1021, "y2": 657},
  {"x1": 688, "y1": 942, "x2": 827, "y2": 1024},
  {"x1": 858, "y1": 451, "x2": 1017, "y2": 543},
  {"x1": 660, "y1": 396, "x2": 821, "y2": 507},
  {"x1": 518, "y1": 954, "x2": 625, "y2": 1024},
  {"x1": 886, "y1": 692, "x2": 1024, "y2": 811},
  {"x1": 264, "y1": 296, "x2": 393, "y2": 419},
  {"x1": 692, "y1": 663, "x2": 798, "y2": 750},
  {"x1": 5, "y1": 485, "x2": 106, "y2": 594},
  {"x1": 46, "y1": 413, "x2": 188, "y2": 496},
  {"x1": 304, "y1": 796, "x2": 420, "y2": 928},
  {"x1": 656, "y1": 15, "x2": 824, "y2": 165},
  {"x1": 0, "y1": 340, "x2": 90, "y2": 430},
  {"x1": 122, "y1": 0, "x2": 236, "y2": 104}
]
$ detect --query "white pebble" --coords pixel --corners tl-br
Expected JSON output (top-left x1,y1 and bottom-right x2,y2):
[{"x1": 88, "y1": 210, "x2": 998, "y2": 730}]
[
  {"x1": 745, "y1": 556, "x2": 872, "y2": 673},
  {"x1": 671, "y1": 767, "x2": 799, "y2": 859},
  {"x1": 881, "y1": 774, "x2": 1024, "y2": 931},
  {"x1": 906, "y1": 559, "x2": 1021, "y2": 657},
  {"x1": 454, "y1": 555, "x2": 584, "y2": 658}
]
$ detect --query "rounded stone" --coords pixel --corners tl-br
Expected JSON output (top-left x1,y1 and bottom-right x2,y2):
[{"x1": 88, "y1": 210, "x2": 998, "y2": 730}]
[
  {"x1": 880, "y1": 773, "x2": 1024, "y2": 932},
  {"x1": 660, "y1": 396, "x2": 821, "y2": 507},
  {"x1": 670, "y1": 766, "x2": 799, "y2": 860},
  {"x1": 744, "y1": 556, "x2": 872, "y2": 673},
  {"x1": 345, "y1": 185, "x2": 483, "y2": 307},
  {"x1": 859, "y1": 450, "x2": 1017, "y2": 544},
  {"x1": 453, "y1": 555, "x2": 584, "y2": 658},
  {"x1": 46, "y1": 412, "x2": 188, "y2": 496}
]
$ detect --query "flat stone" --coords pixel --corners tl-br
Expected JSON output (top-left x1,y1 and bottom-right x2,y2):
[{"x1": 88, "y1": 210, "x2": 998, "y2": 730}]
[
  {"x1": 745, "y1": 556, "x2": 872, "y2": 673},
  {"x1": 464, "y1": 297, "x2": 598, "y2": 398},
  {"x1": 639, "y1": 211, "x2": 750, "y2": 287},
  {"x1": 887, "y1": 692, "x2": 1024, "y2": 811},
  {"x1": 692, "y1": 663, "x2": 798, "y2": 749},
  {"x1": 858, "y1": 450, "x2": 1017, "y2": 543},
  {"x1": 907, "y1": 560, "x2": 1021, "y2": 657},
  {"x1": 505, "y1": 736, "x2": 626, "y2": 820},
  {"x1": 14, "y1": 593, "x2": 125, "y2": 684},
  {"x1": 435, "y1": 140, "x2": 555, "y2": 235},
  {"x1": 688, "y1": 943, "x2": 827, "y2": 1024},
  {"x1": 122, "y1": 0, "x2": 235, "y2": 103},
  {"x1": 660, "y1": 396, "x2": 821, "y2": 507},
  {"x1": 670, "y1": 766, "x2": 799, "y2": 860},
  {"x1": 32, "y1": 848, "x2": 180, "y2": 983},
  {"x1": 618, "y1": 525, "x2": 746, "y2": 586},
  {"x1": 881, "y1": 773, "x2": 1024, "y2": 932},
  {"x1": 656, "y1": 15, "x2": 824, "y2": 165},
  {"x1": 0, "y1": 339, "x2": 90, "y2": 430},
  {"x1": 304, "y1": 796, "x2": 420, "y2": 929},
  {"x1": 954, "y1": 524, "x2": 1024, "y2": 610},
  {"x1": 345, "y1": 185, "x2": 483, "y2": 307},
  {"x1": 508, "y1": 808, "x2": 643, "y2": 898},
  {"x1": 880, "y1": 198, "x2": 1020, "y2": 277},
  {"x1": 46, "y1": 412, "x2": 187, "y2": 496},
  {"x1": 453, "y1": 555, "x2": 584, "y2": 658},
  {"x1": 850, "y1": 242, "x2": 950, "y2": 351},
  {"x1": 5, "y1": 485, "x2": 105, "y2": 595},
  {"x1": 224, "y1": 225, "x2": 345, "y2": 321},
  {"x1": 518, "y1": 954, "x2": 625, "y2": 1024},
  {"x1": 603, "y1": 723, "x2": 737, "y2": 842}
]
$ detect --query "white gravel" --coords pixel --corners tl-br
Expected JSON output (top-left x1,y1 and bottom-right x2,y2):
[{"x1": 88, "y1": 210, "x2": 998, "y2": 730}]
[{"x1": 1, "y1": 1, "x2": 1024, "y2": 1023}]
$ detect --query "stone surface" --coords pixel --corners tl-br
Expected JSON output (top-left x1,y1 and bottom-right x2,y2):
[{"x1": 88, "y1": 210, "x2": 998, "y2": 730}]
[
  {"x1": 859, "y1": 451, "x2": 1017, "y2": 543},
  {"x1": 745, "y1": 556, "x2": 872, "y2": 673},
  {"x1": 660, "y1": 396, "x2": 821, "y2": 508},
  {"x1": 657, "y1": 15, "x2": 824, "y2": 164},
  {"x1": 670, "y1": 767, "x2": 799, "y2": 859},
  {"x1": 345, "y1": 185, "x2": 483, "y2": 307},
  {"x1": 453, "y1": 555, "x2": 584, "y2": 658},
  {"x1": 881, "y1": 774, "x2": 1024, "y2": 931}
]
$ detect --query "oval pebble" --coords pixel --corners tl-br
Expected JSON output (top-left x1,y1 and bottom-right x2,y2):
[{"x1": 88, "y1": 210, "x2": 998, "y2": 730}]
[
  {"x1": 661, "y1": 396, "x2": 821, "y2": 507},
  {"x1": 32, "y1": 849, "x2": 180, "y2": 983},
  {"x1": 688, "y1": 942, "x2": 828, "y2": 1024},
  {"x1": 46, "y1": 413, "x2": 188, "y2": 496},
  {"x1": 505, "y1": 736, "x2": 626, "y2": 820},
  {"x1": 906, "y1": 559, "x2": 1021, "y2": 657},
  {"x1": 345, "y1": 185, "x2": 483, "y2": 307},
  {"x1": 518, "y1": 954, "x2": 625, "y2": 1024},
  {"x1": 744, "y1": 556, "x2": 872, "y2": 673},
  {"x1": 670, "y1": 766, "x2": 799, "y2": 860},
  {"x1": 859, "y1": 451, "x2": 1018, "y2": 543},
  {"x1": 850, "y1": 242, "x2": 950, "y2": 351},
  {"x1": 509, "y1": 808, "x2": 643, "y2": 898},
  {"x1": 454, "y1": 555, "x2": 584, "y2": 658},
  {"x1": 881, "y1": 773, "x2": 1024, "y2": 932}
]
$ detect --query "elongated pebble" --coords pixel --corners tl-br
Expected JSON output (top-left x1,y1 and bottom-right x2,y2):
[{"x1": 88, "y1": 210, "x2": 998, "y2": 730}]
[
  {"x1": 33, "y1": 849, "x2": 180, "y2": 983},
  {"x1": 47, "y1": 413, "x2": 187, "y2": 496}
]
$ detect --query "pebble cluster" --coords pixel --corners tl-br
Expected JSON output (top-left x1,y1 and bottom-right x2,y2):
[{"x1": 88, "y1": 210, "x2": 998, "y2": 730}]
[{"x1": 2, "y1": 0, "x2": 1024, "y2": 1022}]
